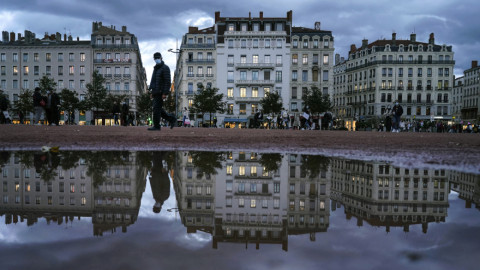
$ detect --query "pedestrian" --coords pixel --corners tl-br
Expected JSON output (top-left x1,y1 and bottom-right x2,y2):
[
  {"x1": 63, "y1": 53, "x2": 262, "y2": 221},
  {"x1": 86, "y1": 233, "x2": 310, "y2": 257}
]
[
  {"x1": 149, "y1": 152, "x2": 170, "y2": 213},
  {"x1": 148, "y1": 52, "x2": 176, "y2": 131},
  {"x1": 112, "y1": 101, "x2": 120, "y2": 125},
  {"x1": 121, "y1": 101, "x2": 129, "y2": 126},
  {"x1": 0, "y1": 89, "x2": 10, "y2": 124},
  {"x1": 391, "y1": 101, "x2": 403, "y2": 132},
  {"x1": 49, "y1": 89, "x2": 60, "y2": 125},
  {"x1": 213, "y1": 115, "x2": 217, "y2": 128},
  {"x1": 33, "y1": 87, "x2": 45, "y2": 125}
]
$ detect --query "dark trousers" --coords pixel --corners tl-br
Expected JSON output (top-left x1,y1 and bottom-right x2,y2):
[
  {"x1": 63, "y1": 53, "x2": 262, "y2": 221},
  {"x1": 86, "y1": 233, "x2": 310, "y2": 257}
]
[
  {"x1": 152, "y1": 95, "x2": 174, "y2": 128},
  {"x1": 46, "y1": 108, "x2": 58, "y2": 125}
]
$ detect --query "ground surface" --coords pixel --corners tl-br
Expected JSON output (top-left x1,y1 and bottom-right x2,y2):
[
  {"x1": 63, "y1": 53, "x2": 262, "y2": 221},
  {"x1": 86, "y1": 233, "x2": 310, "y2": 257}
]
[{"x1": 1, "y1": 125, "x2": 479, "y2": 173}]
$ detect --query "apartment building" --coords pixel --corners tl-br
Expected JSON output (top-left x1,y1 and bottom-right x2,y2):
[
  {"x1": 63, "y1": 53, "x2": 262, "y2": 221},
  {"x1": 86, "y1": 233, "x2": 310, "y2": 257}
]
[
  {"x1": 461, "y1": 60, "x2": 480, "y2": 124},
  {"x1": 91, "y1": 22, "x2": 147, "y2": 125},
  {"x1": 0, "y1": 22, "x2": 147, "y2": 125},
  {"x1": 173, "y1": 11, "x2": 334, "y2": 128},
  {"x1": 333, "y1": 33, "x2": 454, "y2": 130},
  {"x1": 290, "y1": 23, "x2": 334, "y2": 113}
]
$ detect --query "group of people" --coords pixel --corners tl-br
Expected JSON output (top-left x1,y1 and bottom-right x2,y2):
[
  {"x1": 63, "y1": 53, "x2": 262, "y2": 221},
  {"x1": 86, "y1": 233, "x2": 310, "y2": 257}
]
[{"x1": 33, "y1": 87, "x2": 61, "y2": 125}]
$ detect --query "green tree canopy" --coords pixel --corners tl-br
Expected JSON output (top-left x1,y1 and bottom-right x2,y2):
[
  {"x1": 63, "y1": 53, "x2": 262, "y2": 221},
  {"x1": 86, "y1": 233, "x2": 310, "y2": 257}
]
[
  {"x1": 59, "y1": 88, "x2": 81, "y2": 123},
  {"x1": 191, "y1": 83, "x2": 226, "y2": 127},
  {"x1": 190, "y1": 151, "x2": 225, "y2": 177},
  {"x1": 259, "y1": 153, "x2": 283, "y2": 172},
  {"x1": 84, "y1": 70, "x2": 108, "y2": 121},
  {"x1": 136, "y1": 92, "x2": 152, "y2": 123},
  {"x1": 302, "y1": 86, "x2": 332, "y2": 115},
  {"x1": 260, "y1": 91, "x2": 282, "y2": 115},
  {"x1": 39, "y1": 75, "x2": 57, "y2": 95},
  {"x1": 12, "y1": 89, "x2": 34, "y2": 119}
]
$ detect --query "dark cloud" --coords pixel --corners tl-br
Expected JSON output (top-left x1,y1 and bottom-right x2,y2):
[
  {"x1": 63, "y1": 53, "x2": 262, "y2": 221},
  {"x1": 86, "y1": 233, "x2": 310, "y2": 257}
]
[{"x1": 1, "y1": 0, "x2": 478, "y2": 75}]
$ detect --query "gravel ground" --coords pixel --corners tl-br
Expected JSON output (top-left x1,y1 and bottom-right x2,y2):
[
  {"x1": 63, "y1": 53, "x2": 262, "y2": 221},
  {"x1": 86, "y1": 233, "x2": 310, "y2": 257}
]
[{"x1": 1, "y1": 125, "x2": 479, "y2": 173}]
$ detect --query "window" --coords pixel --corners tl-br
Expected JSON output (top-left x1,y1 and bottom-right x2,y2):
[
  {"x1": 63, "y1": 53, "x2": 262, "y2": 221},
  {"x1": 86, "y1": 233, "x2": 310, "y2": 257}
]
[
  {"x1": 302, "y1": 54, "x2": 308, "y2": 64},
  {"x1": 80, "y1": 53, "x2": 85, "y2": 62},
  {"x1": 227, "y1": 87, "x2": 233, "y2": 98},
  {"x1": 293, "y1": 40, "x2": 298, "y2": 48},
  {"x1": 323, "y1": 70, "x2": 329, "y2": 81},
  {"x1": 302, "y1": 70, "x2": 308, "y2": 81},
  {"x1": 13, "y1": 53, "x2": 18, "y2": 62},
  {"x1": 240, "y1": 71, "x2": 246, "y2": 80},
  {"x1": 239, "y1": 104, "x2": 246, "y2": 114},
  {"x1": 292, "y1": 70, "x2": 298, "y2": 81},
  {"x1": 292, "y1": 54, "x2": 298, "y2": 64},
  {"x1": 250, "y1": 199, "x2": 256, "y2": 208},
  {"x1": 323, "y1": 54, "x2": 329, "y2": 65},
  {"x1": 265, "y1": 39, "x2": 270, "y2": 48},
  {"x1": 276, "y1": 71, "x2": 282, "y2": 82},
  {"x1": 252, "y1": 55, "x2": 258, "y2": 64},
  {"x1": 252, "y1": 71, "x2": 259, "y2": 80},
  {"x1": 277, "y1": 39, "x2": 282, "y2": 48}
]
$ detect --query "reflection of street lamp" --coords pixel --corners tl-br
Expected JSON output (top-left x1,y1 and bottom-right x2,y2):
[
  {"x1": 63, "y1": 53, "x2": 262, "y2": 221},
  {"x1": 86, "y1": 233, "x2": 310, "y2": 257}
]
[{"x1": 168, "y1": 48, "x2": 182, "y2": 119}]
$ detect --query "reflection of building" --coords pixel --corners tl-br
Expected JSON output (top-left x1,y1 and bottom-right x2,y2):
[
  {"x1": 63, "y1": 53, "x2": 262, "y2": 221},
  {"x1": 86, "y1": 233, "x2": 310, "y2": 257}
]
[
  {"x1": 287, "y1": 154, "x2": 330, "y2": 241},
  {"x1": 174, "y1": 151, "x2": 332, "y2": 250},
  {"x1": 450, "y1": 171, "x2": 480, "y2": 210},
  {"x1": 173, "y1": 151, "x2": 215, "y2": 235},
  {"x1": 92, "y1": 153, "x2": 147, "y2": 236},
  {"x1": 331, "y1": 159, "x2": 449, "y2": 233},
  {"x1": 0, "y1": 152, "x2": 147, "y2": 235}
]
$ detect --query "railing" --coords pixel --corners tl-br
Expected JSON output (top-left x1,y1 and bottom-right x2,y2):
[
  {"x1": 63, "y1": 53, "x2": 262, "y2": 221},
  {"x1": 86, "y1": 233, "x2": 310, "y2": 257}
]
[
  {"x1": 94, "y1": 59, "x2": 132, "y2": 64},
  {"x1": 346, "y1": 60, "x2": 456, "y2": 72},
  {"x1": 186, "y1": 59, "x2": 215, "y2": 64},
  {"x1": 181, "y1": 43, "x2": 215, "y2": 49},
  {"x1": 435, "y1": 87, "x2": 452, "y2": 91},
  {"x1": 235, "y1": 80, "x2": 275, "y2": 86},
  {"x1": 235, "y1": 63, "x2": 275, "y2": 69},
  {"x1": 92, "y1": 44, "x2": 137, "y2": 49},
  {"x1": 234, "y1": 97, "x2": 263, "y2": 103}
]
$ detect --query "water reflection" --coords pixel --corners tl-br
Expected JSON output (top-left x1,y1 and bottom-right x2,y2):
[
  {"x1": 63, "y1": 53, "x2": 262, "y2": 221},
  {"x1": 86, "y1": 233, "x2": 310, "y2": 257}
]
[{"x1": 0, "y1": 150, "x2": 479, "y2": 249}]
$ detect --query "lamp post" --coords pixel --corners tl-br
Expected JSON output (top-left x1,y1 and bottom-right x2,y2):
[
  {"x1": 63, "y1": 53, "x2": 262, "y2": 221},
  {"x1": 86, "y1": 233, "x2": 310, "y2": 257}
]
[{"x1": 168, "y1": 48, "x2": 182, "y2": 120}]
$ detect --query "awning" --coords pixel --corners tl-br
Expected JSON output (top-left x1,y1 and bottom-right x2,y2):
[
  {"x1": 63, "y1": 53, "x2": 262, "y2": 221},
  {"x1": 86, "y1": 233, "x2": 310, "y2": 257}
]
[{"x1": 223, "y1": 118, "x2": 248, "y2": 123}]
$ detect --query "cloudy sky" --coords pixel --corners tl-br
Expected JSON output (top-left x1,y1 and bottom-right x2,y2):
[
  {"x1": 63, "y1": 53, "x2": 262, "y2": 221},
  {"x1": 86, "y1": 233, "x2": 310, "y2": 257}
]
[{"x1": 1, "y1": 0, "x2": 479, "y2": 80}]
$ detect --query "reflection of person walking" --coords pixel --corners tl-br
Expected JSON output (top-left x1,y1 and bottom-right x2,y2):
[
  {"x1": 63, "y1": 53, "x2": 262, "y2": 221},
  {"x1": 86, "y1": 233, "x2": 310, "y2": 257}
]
[
  {"x1": 150, "y1": 152, "x2": 170, "y2": 213},
  {"x1": 148, "y1": 52, "x2": 176, "y2": 131}
]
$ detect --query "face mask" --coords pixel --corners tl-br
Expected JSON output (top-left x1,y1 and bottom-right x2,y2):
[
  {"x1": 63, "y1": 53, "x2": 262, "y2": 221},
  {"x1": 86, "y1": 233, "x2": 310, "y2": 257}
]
[
  {"x1": 47, "y1": 91, "x2": 51, "y2": 95},
  {"x1": 154, "y1": 59, "x2": 162, "y2": 64},
  {"x1": 395, "y1": 102, "x2": 399, "y2": 106}
]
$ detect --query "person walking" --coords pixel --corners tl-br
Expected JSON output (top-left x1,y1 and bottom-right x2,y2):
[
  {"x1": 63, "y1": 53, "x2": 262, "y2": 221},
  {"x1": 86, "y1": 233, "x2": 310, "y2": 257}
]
[
  {"x1": 112, "y1": 101, "x2": 120, "y2": 125},
  {"x1": 391, "y1": 100, "x2": 403, "y2": 132},
  {"x1": 0, "y1": 89, "x2": 10, "y2": 124},
  {"x1": 148, "y1": 52, "x2": 176, "y2": 131},
  {"x1": 150, "y1": 152, "x2": 170, "y2": 213},
  {"x1": 33, "y1": 87, "x2": 45, "y2": 125},
  {"x1": 121, "y1": 101, "x2": 129, "y2": 126}
]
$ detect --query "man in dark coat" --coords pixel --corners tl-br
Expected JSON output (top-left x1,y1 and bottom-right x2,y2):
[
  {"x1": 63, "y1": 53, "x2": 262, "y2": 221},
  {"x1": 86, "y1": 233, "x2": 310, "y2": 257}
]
[
  {"x1": 391, "y1": 100, "x2": 403, "y2": 132},
  {"x1": 148, "y1": 52, "x2": 176, "y2": 131},
  {"x1": 150, "y1": 151, "x2": 170, "y2": 213},
  {"x1": 46, "y1": 88, "x2": 60, "y2": 125}
]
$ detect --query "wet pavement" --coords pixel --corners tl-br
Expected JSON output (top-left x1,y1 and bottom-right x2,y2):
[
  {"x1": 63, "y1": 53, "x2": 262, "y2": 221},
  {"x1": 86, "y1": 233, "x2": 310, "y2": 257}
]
[{"x1": 0, "y1": 150, "x2": 479, "y2": 270}]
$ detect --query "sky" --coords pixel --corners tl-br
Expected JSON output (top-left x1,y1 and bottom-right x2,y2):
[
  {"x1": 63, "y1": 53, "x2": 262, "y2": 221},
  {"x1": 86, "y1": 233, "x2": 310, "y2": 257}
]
[{"x1": 1, "y1": 0, "x2": 479, "y2": 81}]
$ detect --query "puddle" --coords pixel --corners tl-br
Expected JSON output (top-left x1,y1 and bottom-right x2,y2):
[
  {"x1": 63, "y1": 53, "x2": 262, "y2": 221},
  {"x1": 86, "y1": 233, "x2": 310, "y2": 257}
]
[{"x1": 0, "y1": 150, "x2": 479, "y2": 269}]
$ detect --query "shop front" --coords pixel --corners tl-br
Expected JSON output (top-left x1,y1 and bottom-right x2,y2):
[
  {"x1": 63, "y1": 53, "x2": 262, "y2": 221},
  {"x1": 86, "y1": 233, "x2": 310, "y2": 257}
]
[{"x1": 223, "y1": 118, "x2": 248, "y2": 129}]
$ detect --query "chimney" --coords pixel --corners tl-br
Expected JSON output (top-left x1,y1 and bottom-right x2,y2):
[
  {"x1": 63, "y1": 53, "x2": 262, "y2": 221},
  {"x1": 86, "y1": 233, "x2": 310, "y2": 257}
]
[
  {"x1": 18, "y1": 33, "x2": 22, "y2": 41},
  {"x1": 350, "y1": 44, "x2": 357, "y2": 54},
  {"x1": 56, "y1": 32, "x2": 61, "y2": 42},
  {"x1": 392, "y1": 32, "x2": 396, "y2": 41},
  {"x1": 335, "y1": 53, "x2": 340, "y2": 64},
  {"x1": 260, "y1": 11, "x2": 263, "y2": 19},
  {"x1": 122, "y1": 26, "x2": 126, "y2": 32},
  {"x1": 472, "y1": 61, "x2": 478, "y2": 68},
  {"x1": 429, "y1": 33, "x2": 435, "y2": 44},
  {"x1": 10, "y1": 32, "x2": 15, "y2": 42},
  {"x1": 77, "y1": 37, "x2": 79, "y2": 41},
  {"x1": 215, "y1": 11, "x2": 220, "y2": 22},
  {"x1": 362, "y1": 39, "x2": 368, "y2": 49},
  {"x1": 68, "y1": 35, "x2": 72, "y2": 41},
  {"x1": 287, "y1": 10, "x2": 293, "y2": 22},
  {"x1": 189, "y1": 26, "x2": 198, "y2": 33},
  {"x1": 410, "y1": 33, "x2": 416, "y2": 42},
  {"x1": 315, "y1": 21, "x2": 321, "y2": 30},
  {"x1": 3, "y1": 31, "x2": 9, "y2": 42},
  {"x1": 64, "y1": 34, "x2": 67, "y2": 41},
  {"x1": 249, "y1": 12, "x2": 251, "y2": 19}
]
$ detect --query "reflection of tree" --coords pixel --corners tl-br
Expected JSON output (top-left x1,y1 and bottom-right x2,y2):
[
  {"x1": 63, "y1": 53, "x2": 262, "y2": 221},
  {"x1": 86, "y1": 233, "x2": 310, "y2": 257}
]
[
  {"x1": 300, "y1": 155, "x2": 331, "y2": 179},
  {"x1": 33, "y1": 152, "x2": 59, "y2": 182},
  {"x1": 15, "y1": 152, "x2": 34, "y2": 168},
  {"x1": 85, "y1": 151, "x2": 128, "y2": 186},
  {"x1": 190, "y1": 151, "x2": 225, "y2": 176},
  {"x1": 0, "y1": 152, "x2": 11, "y2": 174},
  {"x1": 259, "y1": 153, "x2": 283, "y2": 172}
]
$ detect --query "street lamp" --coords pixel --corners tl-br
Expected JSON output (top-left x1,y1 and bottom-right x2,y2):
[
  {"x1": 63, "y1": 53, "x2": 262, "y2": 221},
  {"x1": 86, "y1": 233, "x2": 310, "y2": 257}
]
[{"x1": 168, "y1": 48, "x2": 182, "y2": 120}]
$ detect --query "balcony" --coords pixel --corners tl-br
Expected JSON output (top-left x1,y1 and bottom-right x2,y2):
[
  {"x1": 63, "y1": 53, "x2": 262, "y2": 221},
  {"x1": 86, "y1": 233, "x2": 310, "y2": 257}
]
[
  {"x1": 345, "y1": 60, "x2": 456, "y2": 72},
  {"x1": 181, "y1": 43, "x2": 215, "y2": 49},
  {"x1": 235, "y1": 63, "x2": 275, "y2": 69},
  {"x1": 224, "y1": 30, "x2": 287, "y2": 37},
  {"x1": 186, "y1": 59, "x2": 215, "y2": 65},
  {"x1": 435, "y1": 87, "x2": 452, "y2": 91},
  {"x1": 93, "y1": 44, "x2": 137, "y2": 49},
  {"x1": 235, "y1": 80, "x2": 275, "y2": 86},
  {"x1": 94, "y1": 58, "x2": 132, "y2": 64},
  {"x1": 416, "y1": 86, "x2": 423, "y2": 90},
  {"x1": 234, "y1": 97, "x2": 263, "y2": 103}
]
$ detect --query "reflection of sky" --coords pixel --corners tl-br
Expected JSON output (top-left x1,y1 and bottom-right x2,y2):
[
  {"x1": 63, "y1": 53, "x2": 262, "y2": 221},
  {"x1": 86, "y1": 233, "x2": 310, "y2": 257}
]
[{"x1": 1, "y1": 188, "x2": 479, "y2": 270}]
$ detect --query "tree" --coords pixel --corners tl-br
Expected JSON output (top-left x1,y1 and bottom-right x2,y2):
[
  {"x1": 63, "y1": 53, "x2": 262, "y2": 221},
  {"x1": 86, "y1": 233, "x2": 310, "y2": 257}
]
[
  {"x1": 164, "y1": 90, "x2": 177, "y2": 116},
  {"x1": 260, "y1": 91, "x2": 282, "y2": 115},
  {"x1": 84, "y1": 70, "x2": 108, "y2": 123},
  {"x1": 12, "y1": 89, "x2": 34, "y2": 123},
  {"x1": 136, "y1": 92, "x2": 152, "y2": 124},
  {"x1": 39, "y1": 75, "x2": 57, "y2": 95},
  {"x1": 300, "y1": 155, "x2": 331, "y2": 179},
  {"x1": 59, "y1": 88, "x2": 80, "y2": 124},
  {"x1": 191, "y1": 83, "x2": 226, "y2": 127},
  {"x1": 302, "y1": 86, "x2": 332, "y2": 115},
  {"x1": 104, "y1": 93, "x2": 127, "y2": 115}
]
